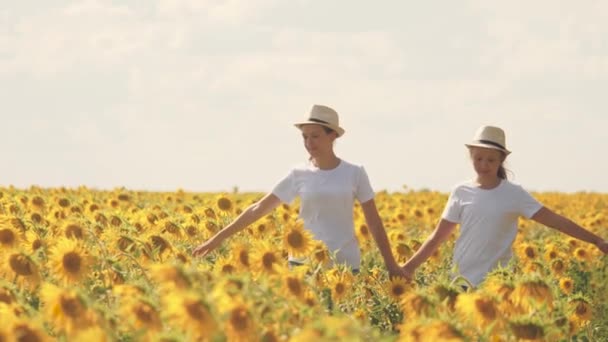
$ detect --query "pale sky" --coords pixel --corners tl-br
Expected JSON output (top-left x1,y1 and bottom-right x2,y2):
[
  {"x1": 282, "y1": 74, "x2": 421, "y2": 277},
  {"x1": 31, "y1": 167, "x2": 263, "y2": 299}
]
[{"x1": 1, "y1": 1, "x2": 607, "y2": 193}]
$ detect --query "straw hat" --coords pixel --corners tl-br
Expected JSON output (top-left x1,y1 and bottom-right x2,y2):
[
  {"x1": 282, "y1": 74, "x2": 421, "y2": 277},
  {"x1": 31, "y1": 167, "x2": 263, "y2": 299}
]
[
  {"x1": 294, "y1": 104, "x2": 345, "y2": 137},
  {"x1": 465, "y1": 125, "x2": 511, "y2": 155}
]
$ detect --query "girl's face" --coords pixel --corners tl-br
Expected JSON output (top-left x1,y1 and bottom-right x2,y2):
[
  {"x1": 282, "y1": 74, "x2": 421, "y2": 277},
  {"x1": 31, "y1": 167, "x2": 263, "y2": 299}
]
[
  {"x1": 469, "y1": 147, "x2": 504, "y2": 178},
  {"x1": 300, "y1": 124, "x2": 336, "y2": 157}
]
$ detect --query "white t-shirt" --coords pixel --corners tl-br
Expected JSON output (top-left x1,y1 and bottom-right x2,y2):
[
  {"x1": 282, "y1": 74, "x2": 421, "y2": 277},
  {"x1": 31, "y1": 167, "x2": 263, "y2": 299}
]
[
  {"x1": 272, "y1": 159, "x2": 375, "y2": 269},
  {"x1": 441, "y1": 179, "x2": 543, "y2": 286}
]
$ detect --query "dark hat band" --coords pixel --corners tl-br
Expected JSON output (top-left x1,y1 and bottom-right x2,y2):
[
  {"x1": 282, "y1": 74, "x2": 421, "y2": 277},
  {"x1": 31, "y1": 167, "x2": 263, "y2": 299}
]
[
  {"x1": 308, "y1": 118, "x2": 330, "y2": 125},
  {"x1": 475, "y1": 139, "x2": 506, "y2": 150}
]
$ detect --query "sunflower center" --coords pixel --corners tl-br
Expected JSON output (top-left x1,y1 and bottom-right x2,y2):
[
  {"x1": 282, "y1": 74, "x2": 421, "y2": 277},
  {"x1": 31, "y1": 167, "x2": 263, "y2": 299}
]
[
  {"x1": 65, "y1": 225, "x2": 83, "y2": 239},
  {"x1": 60, "y1": 296, "x2": 83, "y2": 317},
  {"x1": 262, "y1": 252, "x2": 276, "y2": 269},
  {"x1": 221, "y1": 264, "x2": 235, "y2": 274},
  {"x1": 287, "y1": 278, "x2": 302, "y2": 296},
  {"x1": 0, "y1": 290, "x2": 14, "y2": 304},
  {"x1": 185, "y1": 301, "x2": 208, "y2": 321},
  {"x1": 335, "y1": 282, "x2": 345, "y2": 294},
  {"x1": 32, "y1": 239, "x2": 42, "y2": 251},
  {"x1": 0, "y1": 229, "x2": 15, "y2": 245},
  {"x1": 217, "y1": 197, "x2": 232, "y2": 211},
  {"x1": 230, "y1": 307, "x2": 250, "y2": 331},
  {"x1": 287, "y1": 231, "x2": 304, "y2": 248},
  {"x1": 392, "y1": 284, "x2": 406, "y2": 296},
  {"x1": 524, "y1": 247, "x2": 536, "y2": 258},
  {"x1": 13, "y1": 324, "x2": 41, "y2": 342},
  {"x1": 9, "y1": 254, "x2": 34, "y2": 276},
  {"x1": 239, "y1": 251, "x2": 249, "y2": 266},
  {"x1": 63, "y1": 252, "x2": 82, "y2": 274},
  {"x1": 475, "y1": 299, "x2": 497, "y2": 320},
  {"x1": 31, "y1": 213, "x2": 42, "y2": 223},
  {"x1": 359, "y1": 225, "x2": 369, "y2": 236},
  {"x1": 511, "y1": 323, "x2": 544, "y2": 339},
  {"x1": 117, "y1": 237, "x2": 135, "y2": 252},
  {"x1": 134, "y1": 303, "x2": 157, "y2": 324},
  {"x1": 576, "y1": 302, "x2": 589, "y2": 315},
  {"x1": 151, "y1": 236, "x2": 169, "y2": 253}
]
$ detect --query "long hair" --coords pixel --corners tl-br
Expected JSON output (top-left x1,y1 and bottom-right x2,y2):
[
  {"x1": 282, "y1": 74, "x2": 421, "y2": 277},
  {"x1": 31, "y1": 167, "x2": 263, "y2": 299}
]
[{"x1": 498, "y1": 152, "x2": 510, "y2": 179}]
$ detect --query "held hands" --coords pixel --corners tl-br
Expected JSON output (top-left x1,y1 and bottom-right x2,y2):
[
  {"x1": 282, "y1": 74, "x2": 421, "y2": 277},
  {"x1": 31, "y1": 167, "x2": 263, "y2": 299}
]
[
  {"x1": 400, "y1": 263, "x2": 415, "y2": 281},
  {"x1": 387, "y1": 263, "x2": 413, "y2": 281}
]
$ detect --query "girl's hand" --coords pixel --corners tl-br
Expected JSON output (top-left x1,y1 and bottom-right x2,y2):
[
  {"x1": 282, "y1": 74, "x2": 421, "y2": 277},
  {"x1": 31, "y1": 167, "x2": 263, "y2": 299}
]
[
  {"x1": 597, "y1": 239, "x2": 608, "y2": 254},
  {"x1": 192, "y1": 238, "x2": 221, "y2": 257}
]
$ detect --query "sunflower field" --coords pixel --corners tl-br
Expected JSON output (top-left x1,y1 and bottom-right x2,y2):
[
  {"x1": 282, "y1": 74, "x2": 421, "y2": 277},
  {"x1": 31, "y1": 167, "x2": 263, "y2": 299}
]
[{"x1": 0, "y1": 186, "x2": 607, "y2": 341}]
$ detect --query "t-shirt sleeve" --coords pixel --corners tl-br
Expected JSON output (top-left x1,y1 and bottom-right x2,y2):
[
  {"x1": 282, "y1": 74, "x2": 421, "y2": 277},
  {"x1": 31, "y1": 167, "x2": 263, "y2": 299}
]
[
  {"x1": 271, "y1": 169, "x2": 297, "y2": 204},
  {"x1": 515, "y1": 185, "x2": 543, "y2": 219},
  {"x1": 441, "y1": 187, "x2": 462, "y2": 223},
  {"x1": 355, "y1": 166, "x2": 375, "y2": 203}
]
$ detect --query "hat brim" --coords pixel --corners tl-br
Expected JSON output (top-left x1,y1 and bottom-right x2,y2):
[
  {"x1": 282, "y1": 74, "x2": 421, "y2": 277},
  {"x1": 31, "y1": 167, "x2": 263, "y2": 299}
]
[
  {"x1": 294, "y1": 121, "x2": 345, "y2": 137},
  {"x1": 465, "y1": 143, "x2": 511, "y2": 155}
]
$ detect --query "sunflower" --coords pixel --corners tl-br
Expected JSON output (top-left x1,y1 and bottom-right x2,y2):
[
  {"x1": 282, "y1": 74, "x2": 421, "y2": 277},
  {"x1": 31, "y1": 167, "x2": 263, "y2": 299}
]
[
  {"x1": 573, "y1": 247, "x2": 591, "y2": 263},
  {"x1": 166, "y1": 292, "x2": 218, "y2": 340},
  {"x1": 424, "y1": 320, "x2": 465, "y2": 341},
  {"x1": 120, "y1": 298, "x2": 163, "y2": 333},
  {"x1": 310, "y1": 241, "x2": 330, "y2": 266},
  {"x1": 149, "y1": 264, "x2": 191, "y2": 293},
  {"x1": 8, "y1": 319, "x2": 51, "y2": 342},
  {"x1": 393, "y1": 242, "x2": 413, "y2": 263},
  {"x1": 356, "y1": 223, "x2": 371, "y2": 242},
  {"x1": 224, "y1": 300, "x2": 257, "y2": 342},
  {"x1": 432, "y1": 283, "x2": 460, "y2": 311},
  {"x1": 386, "y1": 277, "x2": 410, "y2": 300},
  {"x1": 21, "y1": 231, "x2": 44, "y2": 254},
  {"x1": 0, "y1": 225, "x2": 20, "y2": 251},
  {"x1": 214, "y1": 256, "x2": 237, "y2": 275},
  {"x1": 569, "y1": 297, "x2": 592, "y2": 322},
  {"x1": 250, "y1": 241, "x2": 284, "y2": 276},
  {"x1": 559, "y1": 277, "x2": 574, "y2": 295},
  {"x1": 549, "y1": 258, "x2": 568, "y2": 276},
  {"x1": 282, "y1": 273, "x2": 307, "y2": 301},
  {"x1": 216, "y1": 196, "x2": 233, "y2": 212},
  {"x1": 282, "y1": 221, "x2": 314, "y2": 258},
  {"x1": 543, "y1": 244, "x2": 561, "y2": 262},
  {"x1": 518, "y1": 242, "x2": 538, "y2": 261},
  {"x1": 401, "y1": 291, "x2": 436, "y2": 319},
  {"x1": 508, "y1": 318, "x2": 545, "y2": 341},
  {"x1": 62, "y1": 221, "x2": 85, "y2": 240},
  {"x1": 231, "y1": 242, "x2": 250, "y2": 269},
  {"x1": 4, "y1": 251, "x2": 41, "y2": 290},
  {"x1": 48, "y1": 237, "x2": 94, "y2": 285},
  {"x1": 511, "y1": 277, "x2": 554, "y2": 312},
  {"x1": 40, "y1": 283, "x2": 95, "y2": 336},
  {"x1": 455, "y1": 293, "x2": 501, "y2": 332},
  {"x1": 327, "y1": 272, "x2": 351, "y2": 303},
  {"x1": 0, "y1": 285, "x2": 15, "y2": 305}
]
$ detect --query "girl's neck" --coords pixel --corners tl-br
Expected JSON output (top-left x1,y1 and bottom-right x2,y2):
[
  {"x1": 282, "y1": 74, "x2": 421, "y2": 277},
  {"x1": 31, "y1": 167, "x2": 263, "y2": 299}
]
[
  {"x1": 475, "y1": 175, "x2": 502, "y2": 189},
  {"x1": 311, "y1": 154, "x2": 340, "y2": 170}
]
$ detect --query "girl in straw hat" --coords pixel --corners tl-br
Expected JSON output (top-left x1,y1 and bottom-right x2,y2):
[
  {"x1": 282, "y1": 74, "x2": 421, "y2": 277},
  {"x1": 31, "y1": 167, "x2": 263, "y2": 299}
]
[
  {"x1": 193, "y1": 104, "x2": 407, "y2": 277},
  {"x1": 401, "y1": 125, "x2": 608, "y2": 287}
]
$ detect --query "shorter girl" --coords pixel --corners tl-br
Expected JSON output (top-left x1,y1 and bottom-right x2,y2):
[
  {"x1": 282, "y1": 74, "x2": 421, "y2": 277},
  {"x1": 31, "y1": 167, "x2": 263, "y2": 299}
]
[{"x1": 402, "y1": 125, "x2": 608, "y2": 287}]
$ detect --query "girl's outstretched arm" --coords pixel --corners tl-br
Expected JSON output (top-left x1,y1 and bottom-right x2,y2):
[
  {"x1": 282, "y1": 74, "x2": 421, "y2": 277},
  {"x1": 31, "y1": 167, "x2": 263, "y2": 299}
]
[
  {"x1": 361, "y1": 199, "x2": 408, "y2": 279},
  {"x1": 402, "y1": 219, "x2": 458, "y2": 278},
  {"x1": 532, "y1": 207, "x2": 608, "y2": 254},
  {"x1": 192, "y1": 193, "x2": 281, "y2": 257}
]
